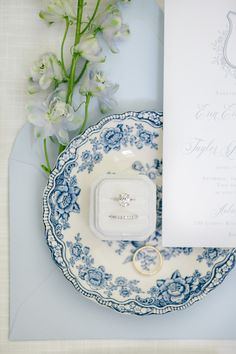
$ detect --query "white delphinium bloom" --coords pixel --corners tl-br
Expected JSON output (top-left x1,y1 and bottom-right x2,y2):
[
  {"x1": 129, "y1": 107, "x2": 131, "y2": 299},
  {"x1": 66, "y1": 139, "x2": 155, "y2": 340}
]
[
  {"x1": 82, "y1": 2, "x2": 130, "y2": 53},
  {"x1": 39, "y1": 0, "x2": 76, "y2": 24},
  {"x1": 99, "y1": 7, "x2": 130, "y2": 53},
  {"x1": 28, "y1": 85, "x2": 81, "y2": 145},
  {"x1": 28, "y1": 53, "x2": 63, "y2": 94},
  {"x1": 74, "y1": 34, "x2": 105, "y2": 63},
  {"x1": 87, "y1": 0, "x2": 130, "y2": 53},
  {"x1": 80, "y1": 67, "x2": 119, "y2": 113}
]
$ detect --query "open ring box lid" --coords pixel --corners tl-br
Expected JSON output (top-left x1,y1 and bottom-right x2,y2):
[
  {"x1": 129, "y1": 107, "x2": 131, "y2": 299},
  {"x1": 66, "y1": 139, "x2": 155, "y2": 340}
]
[{"x1": 89, "y1": 175, "x2": 157, "y2": 241}]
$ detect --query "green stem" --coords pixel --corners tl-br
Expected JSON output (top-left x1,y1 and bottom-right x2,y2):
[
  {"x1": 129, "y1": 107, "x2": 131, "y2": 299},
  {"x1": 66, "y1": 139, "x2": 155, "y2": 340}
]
[
  {"x1": 66, "y1": 53, "x2": 80, "y2": 104},
  {"x1": 59, "y1": 1, "x2": 85, "y2": 153},
  {"x1": 61, "y1": 16, "x2": 70, "y2": 78},
  {"x1": 43, "y1": 138, "x2": 51, "y2": 173},
  {"x1": 81, "y1": 0, "x2": 101, "y2": 35},
  {"x1": 66, "y1": 0, "x2": 84, "y2": 105},
  {"x1": 74, "y1": 60, "x2": 88, "y2": 85},
  {"x1": 79, "y1": 94, "x2": 91, "y2": 134},
  {"x1": 75, "y1": 0, "x2": 84, "y2": 45}
]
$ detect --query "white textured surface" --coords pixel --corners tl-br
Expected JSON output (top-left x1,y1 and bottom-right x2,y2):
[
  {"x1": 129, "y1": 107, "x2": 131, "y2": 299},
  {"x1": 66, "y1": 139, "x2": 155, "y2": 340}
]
[{"x1": 0, "y1": 0, "x2": 236, "y2": 353}]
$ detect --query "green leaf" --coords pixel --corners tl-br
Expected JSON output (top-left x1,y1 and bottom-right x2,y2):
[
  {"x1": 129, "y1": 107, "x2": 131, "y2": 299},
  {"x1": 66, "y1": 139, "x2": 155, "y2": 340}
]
[{"x1": 41, "y1": 164, "x2": 50, "y2": 175}]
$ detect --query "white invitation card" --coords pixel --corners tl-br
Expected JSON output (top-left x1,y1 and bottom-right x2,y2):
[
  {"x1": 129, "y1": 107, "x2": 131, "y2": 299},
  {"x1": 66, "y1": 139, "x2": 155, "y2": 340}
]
[{"x1": 163, "y1": 0, "x2": 236, "y2": 247}]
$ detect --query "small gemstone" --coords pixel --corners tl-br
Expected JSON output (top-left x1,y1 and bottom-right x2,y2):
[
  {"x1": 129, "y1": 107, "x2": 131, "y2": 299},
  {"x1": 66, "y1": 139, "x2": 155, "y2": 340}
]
[{"x1": 119, "y1": 193, "x2": 131, "y2": 207}]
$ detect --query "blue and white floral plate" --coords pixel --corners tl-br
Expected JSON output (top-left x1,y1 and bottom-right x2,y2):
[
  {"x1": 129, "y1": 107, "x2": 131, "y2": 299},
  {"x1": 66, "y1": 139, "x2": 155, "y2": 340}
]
[{"x1": 43, "y1": 111, "x2": 236, "y2": 316}]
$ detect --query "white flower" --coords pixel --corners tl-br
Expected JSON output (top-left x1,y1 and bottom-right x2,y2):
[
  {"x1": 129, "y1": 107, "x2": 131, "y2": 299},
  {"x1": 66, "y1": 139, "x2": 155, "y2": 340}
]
[
  {"x1": 74, "y1": 34, "x2": 105, "y2": 63},
  {"x1": 80, "y1": 67, "x2": 118, "y2": 113},
  {"x1": 85, "y1": 3, "x2": 130, "y2": 53},
  {"x1": 28, "y1": 53, "x2": 63, "y2": 94},
  {"x1": 28, "y1": 86, "x2": 81, "y2": 145},
  {"x1": 39, "y1": 0, "x2": 76, "y2": 24},
  {"x1": 99, "y1": 7, "x2": 130, "y2": 53}
]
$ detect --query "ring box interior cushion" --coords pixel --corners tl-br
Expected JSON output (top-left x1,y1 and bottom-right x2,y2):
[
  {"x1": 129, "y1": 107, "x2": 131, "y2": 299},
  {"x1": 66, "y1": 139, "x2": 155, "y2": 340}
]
[{"x1": 89, "y1": 175, "x2": 157, "y2": 241}]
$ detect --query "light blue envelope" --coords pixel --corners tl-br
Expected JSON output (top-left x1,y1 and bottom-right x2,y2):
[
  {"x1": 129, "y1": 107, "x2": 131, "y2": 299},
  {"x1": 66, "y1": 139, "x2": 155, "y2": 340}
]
[{"x1": 9, "y1": 0, "x2": 236, "y2": 341}]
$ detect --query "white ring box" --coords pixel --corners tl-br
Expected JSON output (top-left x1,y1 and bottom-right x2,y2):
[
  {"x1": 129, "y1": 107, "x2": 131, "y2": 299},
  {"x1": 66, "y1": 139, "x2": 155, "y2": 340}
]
[{"x1": 89, "y1": 175, "x2": 156, "y2": 241}]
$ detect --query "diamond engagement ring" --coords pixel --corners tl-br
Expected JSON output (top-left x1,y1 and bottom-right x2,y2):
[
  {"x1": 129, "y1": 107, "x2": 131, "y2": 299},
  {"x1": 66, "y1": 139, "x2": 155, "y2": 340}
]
[
  {"x1": 109, "y1": 214, "x2": 138, "y2": 220},
  {"x1": 113, "y1": 193, "x2": 135, "y2": 207}
]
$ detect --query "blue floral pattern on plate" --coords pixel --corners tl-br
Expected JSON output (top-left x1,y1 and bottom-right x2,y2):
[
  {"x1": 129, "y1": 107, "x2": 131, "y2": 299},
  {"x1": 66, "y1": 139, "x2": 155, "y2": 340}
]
[
  {"x1": 197, "y1": 248, "x2": 230, "y2": 267},
  {"x1": 66, "y1": 234, "x2": 143, "y2": 298},
  {"x1": 144, "y1": 270, "x2": 211, "y2": 307},
  {"x1": 43, "y1": 111, "x2": 236, "y2": 316},
  {"x1": 78, "y1": 122, "x2": 159, "y2": 174},
  {"x1": 49, "y1": 163, "x2": 80, "y2": 230}
]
